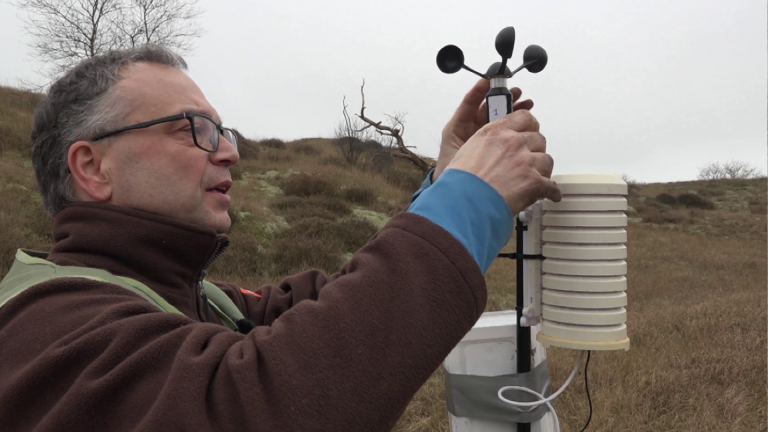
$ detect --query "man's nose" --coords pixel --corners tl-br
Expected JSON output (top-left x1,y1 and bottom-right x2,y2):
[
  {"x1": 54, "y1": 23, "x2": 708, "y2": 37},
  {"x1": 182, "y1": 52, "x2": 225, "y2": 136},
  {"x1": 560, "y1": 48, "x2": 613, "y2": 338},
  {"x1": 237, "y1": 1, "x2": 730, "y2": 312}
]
[{"x1": 211, "y1": 135, "x2": 240, "y2": 166}]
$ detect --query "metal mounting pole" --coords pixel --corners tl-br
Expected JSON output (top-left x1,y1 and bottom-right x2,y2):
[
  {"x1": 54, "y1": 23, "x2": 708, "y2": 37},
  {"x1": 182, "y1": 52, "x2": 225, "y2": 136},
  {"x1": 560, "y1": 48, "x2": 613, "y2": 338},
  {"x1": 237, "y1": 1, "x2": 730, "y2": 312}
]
[{"x1": 515, "y1": 216, "x2": 531, "y2": 432}]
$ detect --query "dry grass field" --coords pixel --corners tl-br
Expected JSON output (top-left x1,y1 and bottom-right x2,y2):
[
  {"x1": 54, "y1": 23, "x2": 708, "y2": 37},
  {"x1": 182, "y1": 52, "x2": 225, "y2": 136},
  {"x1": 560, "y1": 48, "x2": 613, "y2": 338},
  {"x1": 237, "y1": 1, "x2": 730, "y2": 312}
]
[{"x1": 1, "y1": 85, "x2": 766, "y2": 431}]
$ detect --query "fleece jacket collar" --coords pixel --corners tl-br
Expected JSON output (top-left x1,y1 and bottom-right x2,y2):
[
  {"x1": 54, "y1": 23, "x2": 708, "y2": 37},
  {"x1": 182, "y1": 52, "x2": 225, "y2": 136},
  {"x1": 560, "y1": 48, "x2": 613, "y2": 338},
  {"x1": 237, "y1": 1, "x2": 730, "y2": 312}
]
[{"x1": 46, "y1": 202, "x2": 228, "y2": 320}]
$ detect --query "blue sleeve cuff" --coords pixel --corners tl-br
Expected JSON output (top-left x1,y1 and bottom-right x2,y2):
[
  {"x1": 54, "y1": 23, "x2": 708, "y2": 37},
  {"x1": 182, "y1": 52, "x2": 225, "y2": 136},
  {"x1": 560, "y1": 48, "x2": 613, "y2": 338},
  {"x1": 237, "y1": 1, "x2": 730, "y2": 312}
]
[
  {"x1": 407, "y1": 169, "x2": 514, "y2": 274},
  {"x1": 411, "y1": 168, "x2": 435, "y2": 202}
]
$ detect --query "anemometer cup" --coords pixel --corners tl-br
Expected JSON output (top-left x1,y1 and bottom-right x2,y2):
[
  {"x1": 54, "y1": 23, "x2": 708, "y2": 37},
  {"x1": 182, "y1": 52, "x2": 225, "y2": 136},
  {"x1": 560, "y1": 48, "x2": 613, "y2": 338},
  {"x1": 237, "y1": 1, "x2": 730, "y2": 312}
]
[
  {"x1": 436, "y1": 45, "x2": 465, "y2": 74},
  {"x1": 522, "y1": 45, "x2": 548, "y2": 73},
  {"x1": 494, "y1": 26, "x2": 516, "y2": 59}
]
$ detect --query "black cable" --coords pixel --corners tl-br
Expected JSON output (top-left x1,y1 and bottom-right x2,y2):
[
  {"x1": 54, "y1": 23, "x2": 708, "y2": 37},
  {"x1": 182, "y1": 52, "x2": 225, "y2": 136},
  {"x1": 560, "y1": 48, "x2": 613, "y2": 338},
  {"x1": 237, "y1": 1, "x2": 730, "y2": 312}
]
[{"x1": 578, "y1": 351, "x2": 593, "y2": 432}]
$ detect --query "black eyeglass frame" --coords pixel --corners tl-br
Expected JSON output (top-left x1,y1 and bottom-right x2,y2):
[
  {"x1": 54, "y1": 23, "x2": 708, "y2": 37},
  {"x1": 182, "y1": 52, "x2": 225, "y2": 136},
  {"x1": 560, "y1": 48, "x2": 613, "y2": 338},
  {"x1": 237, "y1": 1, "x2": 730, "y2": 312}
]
[{"x1": 89, "y1": 112, "x2": 238, "y2": 153}]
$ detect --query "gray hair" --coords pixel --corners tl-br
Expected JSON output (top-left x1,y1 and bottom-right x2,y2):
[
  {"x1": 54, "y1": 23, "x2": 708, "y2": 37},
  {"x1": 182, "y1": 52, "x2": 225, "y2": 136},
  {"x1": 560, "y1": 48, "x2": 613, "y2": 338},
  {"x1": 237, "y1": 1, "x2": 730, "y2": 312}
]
[{"x1": 31, "y1": 44, "x2": 188, "y2": 215}]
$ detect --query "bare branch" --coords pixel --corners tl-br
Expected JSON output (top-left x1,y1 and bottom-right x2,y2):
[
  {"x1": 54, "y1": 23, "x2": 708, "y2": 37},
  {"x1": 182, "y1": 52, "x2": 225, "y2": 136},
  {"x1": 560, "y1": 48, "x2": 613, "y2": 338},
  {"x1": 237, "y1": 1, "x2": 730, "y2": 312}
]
[
  {"x1": 14, "y1": 0, "x2": 203, "y2": 79},
  {"x1": 352, "y1": 80, "x2": 433, "y2": 174},
  {"x1": 333, "y1": 95, "x2": 372, "y2": 164}
]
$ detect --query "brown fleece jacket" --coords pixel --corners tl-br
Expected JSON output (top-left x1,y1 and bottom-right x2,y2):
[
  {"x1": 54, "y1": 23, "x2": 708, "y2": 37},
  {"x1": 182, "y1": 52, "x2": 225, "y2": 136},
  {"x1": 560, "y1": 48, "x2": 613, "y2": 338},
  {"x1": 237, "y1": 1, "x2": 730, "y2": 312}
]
[{"x1": 0, "y1": 202, "x2": 486, "y2": 432}]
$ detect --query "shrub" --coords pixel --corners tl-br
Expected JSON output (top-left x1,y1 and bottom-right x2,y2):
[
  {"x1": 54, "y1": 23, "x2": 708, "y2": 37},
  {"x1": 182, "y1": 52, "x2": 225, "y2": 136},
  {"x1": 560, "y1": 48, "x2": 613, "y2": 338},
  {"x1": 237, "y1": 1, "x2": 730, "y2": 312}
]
[
  {"x1": 228, "y1": 129, "x2": 259, "y2": 160},
  {"x1": 321, "y1": 156, "x2": 348, "y2": 168},
  {"x1": 644, "y1": 199, "x2": 666, "y2": 209},
  {"x1": 281, "y1": 206, "x2": 338, "y2": 223},
  {"x1": 633, "y1": 204, "x2": 648, "y2": 215},
  {"x1": 237, "y1": 138, "x2": 260, "y2": 160},
  {"x1": 334, "y1": 136, "x2": 366, "y2": 164},
  {"x1": 271, "y1": 195, "x2": 350, "y2": 214},
  {"x1": 360, "y1": 139, "x2": 384, "y2": 152},
  {"x1": 371, "y1": 197, "x2": 401, "y2": 215},
  {"x1": 698, "y1": 187, "x2": 726, "y2": 197},
  {"x1": 282, "y1": 174, "x2": 337, "y2": 197},
  {"x1": 0, "y1": 186, "x2": 52, "y2": 275},
  {"x1": 382, "y1": 168, "x2": 423, "y2": 192},
  {"x1": 278, "y1": 216, "x2": 377, "y2": 254},
  {"x1": 259, "y1": 138, "x2": 286, "y2": 150},
  {"x1": 334, "y1": 217, "x2": 377, "y2": 251},
  {"x1": 209, "y1": 231, "x2": 265, "y2": 276},
  {"x1": 655, "y1": 193, "x2": 678, "y2": 206},
  {"x1": 0, "y1": 87, "x2": 41, "y2": 155},
  {"x1": 270, "y1": 196, "x2": 352, "y2": 223},
  {"x1": 677, "y1": 193, "x2": 715, "y2": 210},
  {"x1": 627, "y1": 183, "x2": 640, "y2": 197},
  {"x1": 749, "y1": 205, "x2": 767, "y2": 215},
  {"x1": 368, "y1": 153, "x2": 395, "y2": 172},
  {"x1": 283, "y1": 217, "x2": 338, "y2": 239},
  {"x1": 268, "y1": 236, "x2": 343, "y2": 276},
  {"x1": 641, "y1": 208, "x2": 690, "y2": 224},
  {"x1": 263, "y1": 151, "x2": 294, "y2": 163},
  {"x1": 230, "y1": 164, "x2": 244, "y2": 182},
  {"x1": 292, "y1": 142, "x2": 321, "y2": 156},
  {"x1": 341, "y1": 186, "x2": 376, "y2": 206},
  {"x1": 227, "y1": 206, "x2": 239, "y2": 229}
]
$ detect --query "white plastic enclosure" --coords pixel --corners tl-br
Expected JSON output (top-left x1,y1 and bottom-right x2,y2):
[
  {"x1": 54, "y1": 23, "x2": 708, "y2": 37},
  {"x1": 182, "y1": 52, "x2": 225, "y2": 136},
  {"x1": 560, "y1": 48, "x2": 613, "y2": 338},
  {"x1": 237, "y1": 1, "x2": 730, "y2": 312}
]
[{"x1": 537, "y1": 174, "x2": 630, "y2": 351}]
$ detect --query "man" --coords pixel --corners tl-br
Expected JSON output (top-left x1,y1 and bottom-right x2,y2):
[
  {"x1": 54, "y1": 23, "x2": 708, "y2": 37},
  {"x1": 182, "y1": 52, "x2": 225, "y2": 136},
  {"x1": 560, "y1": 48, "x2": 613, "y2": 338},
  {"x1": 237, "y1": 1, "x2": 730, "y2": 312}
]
[{"x1": 0, "y1": 45, "x2": 559, "y2": 431}]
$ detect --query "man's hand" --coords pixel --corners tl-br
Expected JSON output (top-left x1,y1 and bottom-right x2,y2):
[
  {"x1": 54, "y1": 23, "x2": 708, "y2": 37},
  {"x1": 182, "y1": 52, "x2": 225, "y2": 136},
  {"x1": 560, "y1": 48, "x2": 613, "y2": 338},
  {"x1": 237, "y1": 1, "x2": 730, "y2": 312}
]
[
  {"x1": 445, "y1": 109, "x2": 561, "y2": 214},
  {"x1": 434, "y1": 79, "x2": 534, "y2": 181}
]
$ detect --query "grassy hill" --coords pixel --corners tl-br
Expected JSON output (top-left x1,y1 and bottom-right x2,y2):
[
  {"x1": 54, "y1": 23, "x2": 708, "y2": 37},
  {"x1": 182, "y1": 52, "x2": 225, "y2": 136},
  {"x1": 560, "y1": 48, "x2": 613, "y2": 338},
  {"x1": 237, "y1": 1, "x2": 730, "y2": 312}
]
[{"x1": 1, "y1": 85, "x2": 766, "y2": 431}]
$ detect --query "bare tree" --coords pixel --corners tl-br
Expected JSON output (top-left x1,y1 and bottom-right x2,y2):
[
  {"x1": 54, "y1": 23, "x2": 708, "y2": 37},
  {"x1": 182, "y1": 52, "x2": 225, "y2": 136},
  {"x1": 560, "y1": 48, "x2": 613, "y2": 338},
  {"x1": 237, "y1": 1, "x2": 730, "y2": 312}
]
[
  {"x1": 114, "y1": 0, "x2": 202, "y2": 53},
  {"x1": 15, "y1": 0, "x2": 202, "y2": 79},
  {"x1": 697, "y1": 160, "x2": 765, "y2": 180},
  {"x1": 333, "y1": 96, "x2": 370, "y2": 164},
  {"x1": 354, "y1": 80, "x2": 433, "y2": 175}
]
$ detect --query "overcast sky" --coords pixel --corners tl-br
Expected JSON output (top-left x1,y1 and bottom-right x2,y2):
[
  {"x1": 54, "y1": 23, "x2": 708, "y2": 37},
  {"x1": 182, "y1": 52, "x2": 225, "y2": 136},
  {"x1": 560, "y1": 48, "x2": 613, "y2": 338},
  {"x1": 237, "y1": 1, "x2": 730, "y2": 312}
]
[{"x1": 0, "y1": 0, "x2": 765, "y2": 183}]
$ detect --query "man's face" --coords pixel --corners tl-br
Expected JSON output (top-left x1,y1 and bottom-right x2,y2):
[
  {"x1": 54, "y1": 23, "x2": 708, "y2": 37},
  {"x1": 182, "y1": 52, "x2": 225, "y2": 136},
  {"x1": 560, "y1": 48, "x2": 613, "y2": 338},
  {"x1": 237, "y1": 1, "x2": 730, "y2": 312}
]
[{"x1": 98, "y1": 62, "x2": 239, "y2": 233}]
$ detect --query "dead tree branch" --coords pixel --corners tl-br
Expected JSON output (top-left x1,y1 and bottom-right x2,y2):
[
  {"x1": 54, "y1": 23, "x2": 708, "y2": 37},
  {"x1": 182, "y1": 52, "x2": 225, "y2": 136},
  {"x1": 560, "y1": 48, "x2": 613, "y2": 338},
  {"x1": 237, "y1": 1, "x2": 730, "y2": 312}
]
[{"x1": 355, "y1": 80, "x2": 433, "y2": 174}]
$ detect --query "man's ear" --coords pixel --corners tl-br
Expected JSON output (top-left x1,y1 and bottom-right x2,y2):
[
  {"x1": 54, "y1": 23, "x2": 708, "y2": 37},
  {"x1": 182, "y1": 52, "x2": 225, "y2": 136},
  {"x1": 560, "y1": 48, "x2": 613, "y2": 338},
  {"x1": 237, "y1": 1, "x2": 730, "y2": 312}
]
[{"x1": 68, "y1": 141, "x2": 113, "y2": 202}]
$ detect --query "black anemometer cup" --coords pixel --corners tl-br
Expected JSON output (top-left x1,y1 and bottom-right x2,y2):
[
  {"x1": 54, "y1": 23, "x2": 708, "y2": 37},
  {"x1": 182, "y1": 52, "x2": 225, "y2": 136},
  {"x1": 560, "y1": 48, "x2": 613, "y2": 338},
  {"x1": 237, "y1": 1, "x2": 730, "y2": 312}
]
[{"x1": 436, "y1": 45, "x2": 464, "y2": 74}]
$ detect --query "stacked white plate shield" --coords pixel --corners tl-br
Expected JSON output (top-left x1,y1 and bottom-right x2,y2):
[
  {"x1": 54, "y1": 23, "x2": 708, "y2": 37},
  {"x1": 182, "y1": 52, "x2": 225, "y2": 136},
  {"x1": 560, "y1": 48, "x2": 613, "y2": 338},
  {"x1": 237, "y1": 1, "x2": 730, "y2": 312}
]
[{"x1": 536, "y1": 174, "x2": 630, "y2": 351}]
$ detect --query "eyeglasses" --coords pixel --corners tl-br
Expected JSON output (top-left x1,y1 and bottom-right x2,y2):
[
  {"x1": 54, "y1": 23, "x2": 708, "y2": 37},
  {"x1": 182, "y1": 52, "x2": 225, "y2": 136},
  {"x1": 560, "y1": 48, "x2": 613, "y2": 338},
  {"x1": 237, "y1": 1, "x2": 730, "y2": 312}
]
[{"x1": 90, "y1": 112, "x2": 238, "y2": 153}]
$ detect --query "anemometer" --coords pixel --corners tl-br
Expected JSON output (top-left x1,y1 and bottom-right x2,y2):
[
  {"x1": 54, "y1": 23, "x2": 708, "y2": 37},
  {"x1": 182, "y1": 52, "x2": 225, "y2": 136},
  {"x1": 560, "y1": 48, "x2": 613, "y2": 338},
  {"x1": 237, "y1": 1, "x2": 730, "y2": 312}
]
[
  {"x1": 436, "y1": 27, "x2": 630, "y2": 432},
  {"x1": 436, "y1": 26, "x2": 548, "y2": 122}
]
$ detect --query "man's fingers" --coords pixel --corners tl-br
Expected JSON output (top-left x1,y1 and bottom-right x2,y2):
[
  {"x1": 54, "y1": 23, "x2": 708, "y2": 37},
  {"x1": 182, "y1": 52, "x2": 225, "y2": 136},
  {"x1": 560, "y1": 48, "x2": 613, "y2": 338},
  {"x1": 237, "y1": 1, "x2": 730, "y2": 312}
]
[
  {"x1": 511, "y1": 88, "x2": 534, "y2": 111},
  {"x1": 540, "y1": 179, "x2": 562, "y2": 202},
  {"x1": 475, "y1": 100, "x2": 488, "y2": 125},
  {"x1": 532, "y1": 152, "x2": 555, "y2": 178},
  {"x1": 506, "y1": 130, "x2": 546, "y2": 156},
  {"x1": 453, "y1": 79, "x2": 491, "y2": 123},
  {"x1": 498, "y1": 109, "x2": 540, "y2": 134},
  {"x1": 513, "y1": 99, "x2": 534, "y2": 111}
]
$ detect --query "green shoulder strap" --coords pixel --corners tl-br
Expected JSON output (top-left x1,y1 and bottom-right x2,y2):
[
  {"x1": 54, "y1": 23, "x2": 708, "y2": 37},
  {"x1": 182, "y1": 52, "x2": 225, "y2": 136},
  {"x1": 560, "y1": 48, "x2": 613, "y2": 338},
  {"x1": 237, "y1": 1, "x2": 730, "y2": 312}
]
[
  {"x1": 202, "y1": 280, "x2": 244, "y2": 331},
  {"x1": 0, "y1": 249, "x2": 244, "y2": 332}
]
